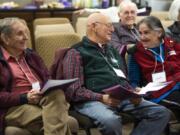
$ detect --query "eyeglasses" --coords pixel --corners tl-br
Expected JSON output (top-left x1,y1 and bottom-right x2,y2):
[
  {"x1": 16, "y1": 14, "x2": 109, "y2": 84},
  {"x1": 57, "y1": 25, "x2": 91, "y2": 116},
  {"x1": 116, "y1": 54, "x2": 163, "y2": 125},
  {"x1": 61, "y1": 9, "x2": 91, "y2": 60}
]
[{"x1": 95, "y1": 22, "x2": 113, "y2": 28}]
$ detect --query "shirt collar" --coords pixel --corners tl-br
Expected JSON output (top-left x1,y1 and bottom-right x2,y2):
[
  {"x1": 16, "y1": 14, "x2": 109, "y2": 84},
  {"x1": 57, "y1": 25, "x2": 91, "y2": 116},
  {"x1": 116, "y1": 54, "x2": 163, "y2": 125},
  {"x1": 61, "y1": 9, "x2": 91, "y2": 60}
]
[
  {"x1": 119, "y1": 21, "x2": 136, "y2": 30},
  {"x1": 0, "y1": 46, "x2": 25, "y2": 61}
]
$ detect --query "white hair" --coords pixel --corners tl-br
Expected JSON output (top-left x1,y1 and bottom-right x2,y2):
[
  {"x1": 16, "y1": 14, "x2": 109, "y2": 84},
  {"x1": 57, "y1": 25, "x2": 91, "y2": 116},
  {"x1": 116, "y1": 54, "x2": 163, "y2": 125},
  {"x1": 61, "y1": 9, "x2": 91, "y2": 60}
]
[
  {"x1": 118, "y1": 0, "x2": 138, "y2": 13},
  {"x1": 169, "y1": 0, "x2": 180, "y2": 21}
]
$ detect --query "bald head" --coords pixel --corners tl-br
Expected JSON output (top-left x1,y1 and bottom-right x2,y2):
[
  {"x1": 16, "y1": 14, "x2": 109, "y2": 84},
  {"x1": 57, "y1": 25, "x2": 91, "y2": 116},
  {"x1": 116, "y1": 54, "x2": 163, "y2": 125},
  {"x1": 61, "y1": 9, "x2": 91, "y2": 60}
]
[
  {"x1": 87, "y1": 13, "x2": 112, "y2": 26},
  {"x1": 86, "y1": 13, "x2": 114, "y2": 44}
]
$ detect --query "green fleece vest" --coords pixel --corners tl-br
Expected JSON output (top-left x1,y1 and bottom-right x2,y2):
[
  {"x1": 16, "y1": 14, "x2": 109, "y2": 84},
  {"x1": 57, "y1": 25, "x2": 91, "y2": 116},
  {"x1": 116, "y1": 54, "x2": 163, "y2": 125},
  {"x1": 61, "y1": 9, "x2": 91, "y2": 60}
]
[{"x1": 73, "y1": 37, "x2": 128, "y2": 93}]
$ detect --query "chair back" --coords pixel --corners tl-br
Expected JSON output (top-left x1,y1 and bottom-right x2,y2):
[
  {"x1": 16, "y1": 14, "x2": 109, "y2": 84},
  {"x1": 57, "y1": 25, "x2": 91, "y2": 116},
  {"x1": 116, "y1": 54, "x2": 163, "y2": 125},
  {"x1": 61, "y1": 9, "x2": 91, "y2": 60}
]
[
  {"x1": 150, "y1": 11, "x2": 169, "y2": 20},
  {"x1": 33, "y1": 17, "x2": 70, "y2": 30},
  {"x1": 34, "y1": 23, "x2": 75, "y2": 39},
  {"x1": 161, "y1": 20, "x2": 174, "y2": 29},
  {"x1": 76, "y1": 17, "x2": 88, "y2": 38},
  {"x1": 35, "y1": 33, "x2": 81, "y2": 68}
]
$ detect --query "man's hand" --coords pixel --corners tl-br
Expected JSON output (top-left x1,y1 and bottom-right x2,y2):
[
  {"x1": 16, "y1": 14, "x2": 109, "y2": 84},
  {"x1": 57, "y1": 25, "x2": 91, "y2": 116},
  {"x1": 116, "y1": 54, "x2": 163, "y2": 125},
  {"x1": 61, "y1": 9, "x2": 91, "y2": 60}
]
[
  {"x1": 130, "y1": 98, "x2": 142, "y2": 106},
  {"x1": 27, "y1": 90, "x2": 42, "y2": 104},
  {"x1": 101, "y1": 94, "x2": 121, "y2": 107}
]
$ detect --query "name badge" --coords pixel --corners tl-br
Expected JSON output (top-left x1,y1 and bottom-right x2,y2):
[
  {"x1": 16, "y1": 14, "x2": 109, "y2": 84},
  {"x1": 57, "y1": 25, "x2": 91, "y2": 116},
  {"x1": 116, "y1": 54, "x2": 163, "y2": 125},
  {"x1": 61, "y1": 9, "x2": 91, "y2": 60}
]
[
  {"x1": 152, "y1": 71, "x2": 166, "y2": 83},
  {"x1": 32, "y1": 82, "x2": 40, "y2": 92},
  {"x1": 113, "y1": 68, "x2": 126, "y2": 78},
  {"x1": 168, "y1": 50, "x2": 176, "y2": 56}
]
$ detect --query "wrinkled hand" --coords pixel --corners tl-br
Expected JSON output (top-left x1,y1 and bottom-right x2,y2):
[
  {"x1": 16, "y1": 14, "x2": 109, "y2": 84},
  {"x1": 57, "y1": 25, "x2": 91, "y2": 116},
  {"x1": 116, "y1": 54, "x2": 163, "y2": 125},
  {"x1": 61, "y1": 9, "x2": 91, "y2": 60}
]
[
  {"x1": 27, "y1": 90, "x2": 42, "y2": 104},
  {"x1": 101, "y1": 94, "x2": 121, "y2": 107}
]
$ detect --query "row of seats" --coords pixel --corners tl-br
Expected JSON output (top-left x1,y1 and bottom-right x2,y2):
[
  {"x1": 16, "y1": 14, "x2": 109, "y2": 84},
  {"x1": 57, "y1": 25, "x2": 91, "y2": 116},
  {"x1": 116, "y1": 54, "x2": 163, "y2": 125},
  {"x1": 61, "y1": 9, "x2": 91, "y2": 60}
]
[{"x1": 30, "y1": 10, "x2": 174, "y2": 48}]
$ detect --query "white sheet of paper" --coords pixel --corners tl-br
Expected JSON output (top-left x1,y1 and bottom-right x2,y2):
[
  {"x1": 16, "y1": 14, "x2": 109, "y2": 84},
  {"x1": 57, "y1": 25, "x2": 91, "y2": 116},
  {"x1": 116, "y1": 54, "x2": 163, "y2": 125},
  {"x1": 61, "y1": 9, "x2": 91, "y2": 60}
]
[
  {"x1": 40, "y1": 78, "x2": 78, "y2": 94},
  {"x1": 137, "y1": 81, "x2": 171, "y2": 95}
]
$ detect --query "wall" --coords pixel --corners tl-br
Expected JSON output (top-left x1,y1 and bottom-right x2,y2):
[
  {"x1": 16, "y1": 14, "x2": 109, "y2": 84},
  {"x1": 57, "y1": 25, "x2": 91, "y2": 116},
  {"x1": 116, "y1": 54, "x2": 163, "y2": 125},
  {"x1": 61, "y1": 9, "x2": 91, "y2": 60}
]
[
  {"x1": 141, "y1": 0, "x2": 173, "y2": 11},
  {"x1": 0, "y1": 0, "x2": 58, "y2": 7}
]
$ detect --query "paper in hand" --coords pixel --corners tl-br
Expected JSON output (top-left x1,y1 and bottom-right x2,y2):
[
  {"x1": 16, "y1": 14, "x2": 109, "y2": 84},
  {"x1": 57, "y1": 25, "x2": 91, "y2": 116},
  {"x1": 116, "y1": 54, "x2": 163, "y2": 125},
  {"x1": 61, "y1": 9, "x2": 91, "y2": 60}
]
[
  {"x1": 103, "y1": 85, "x2": 141, "y2": 101},
  {"x1": 137, "y1": 81, "x2": 172, "y2": 95},
  {"x1": 40, "y1": 78, "x2": 78, "y2": 94}
]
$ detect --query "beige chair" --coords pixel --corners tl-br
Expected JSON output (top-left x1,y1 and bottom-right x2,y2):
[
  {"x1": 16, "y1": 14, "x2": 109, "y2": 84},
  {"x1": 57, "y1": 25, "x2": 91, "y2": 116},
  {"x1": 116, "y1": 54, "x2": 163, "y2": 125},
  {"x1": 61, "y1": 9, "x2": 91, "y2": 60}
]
[
  {"x1": 136, "y1": 16, "x2": 147, "y2": 24},
  {"x1": 35, "y1": 33, "x2": 81, "y2": 68},
  {"x1": 76, "y1": 17, "x2": 88, "y2": 39},
  {"x1": 150, "y1": 11, "x2": 169, "y2": 20},
  {"x1": 161, "y1": 20, "x2": 174, "y2": 29},
  {"x1": 34, "y1": 23, "x2": 75, "y2": 39},
  {"x1": 33, "y1": 17, "x2": 70, "y2": 30}
]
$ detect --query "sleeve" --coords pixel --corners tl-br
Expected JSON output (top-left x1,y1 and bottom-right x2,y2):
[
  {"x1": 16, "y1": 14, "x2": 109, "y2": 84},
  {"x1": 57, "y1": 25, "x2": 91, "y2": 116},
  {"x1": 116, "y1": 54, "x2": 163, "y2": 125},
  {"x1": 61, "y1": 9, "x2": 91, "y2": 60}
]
[
  {"x1": 0, "y1": 91, "x2": 28, "y2": 108},
  {"x1": 128, "y1": 54, "x2": 141, "y2": 88},
  {"x1": 63, "y1": 49, "x2": 103, "y2": 102},
  {"x1": 109, "y1": 26, "x2": 127, "y2": 57}
]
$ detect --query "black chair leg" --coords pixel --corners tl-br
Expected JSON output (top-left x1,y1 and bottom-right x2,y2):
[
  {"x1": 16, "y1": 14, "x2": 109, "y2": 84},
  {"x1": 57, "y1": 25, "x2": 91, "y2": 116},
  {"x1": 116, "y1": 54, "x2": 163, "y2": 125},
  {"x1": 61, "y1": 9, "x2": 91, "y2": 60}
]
[
  {"x1": 164, "y1": 123, "x2": 170, "y2": 135},
  {"x1": 85, "y1": 128, "x2": 91, "y2": 135}
]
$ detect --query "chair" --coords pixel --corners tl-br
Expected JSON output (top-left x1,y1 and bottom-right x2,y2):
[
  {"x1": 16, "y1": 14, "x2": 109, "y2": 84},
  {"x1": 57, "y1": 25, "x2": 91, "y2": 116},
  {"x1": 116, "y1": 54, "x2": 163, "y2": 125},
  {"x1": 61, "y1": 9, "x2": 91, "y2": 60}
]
[
  {"x1": 75, "y1": 17, "x2": 88, "y2": 39},
  {"x1": 161, "y1": 20, "x2": 174, "y2": 29},
  {"x1": 33, "y1": 17, "x2": 70, "y2": 30},
  {"x1": 34, "y1": 23, "x2": 75, "y2": 39},
  {"x1": 136, "y1": 16, "x2": 147, "y2": 24},
  {"x1": 35, "y1": 33, "x2": 81, "y2": 68},
  {"x1": 150, "y1": 11, "x2": 169, "y2": 20}
]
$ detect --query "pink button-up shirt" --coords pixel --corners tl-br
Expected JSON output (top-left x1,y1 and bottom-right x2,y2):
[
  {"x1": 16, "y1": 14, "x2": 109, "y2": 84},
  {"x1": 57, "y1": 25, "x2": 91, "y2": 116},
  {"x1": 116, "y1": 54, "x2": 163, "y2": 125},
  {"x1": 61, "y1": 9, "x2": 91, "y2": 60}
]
[{"x1": 1, "y1": 47, "x2": 40, "y2": 93}]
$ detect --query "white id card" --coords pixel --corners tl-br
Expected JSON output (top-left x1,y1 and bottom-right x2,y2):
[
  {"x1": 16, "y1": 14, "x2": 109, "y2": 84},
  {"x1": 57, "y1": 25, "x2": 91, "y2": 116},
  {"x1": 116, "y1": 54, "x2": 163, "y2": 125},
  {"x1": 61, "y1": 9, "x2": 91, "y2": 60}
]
[
  {"x1": 32, "y1": 82, "x2": 40, "y2": 92},
  {"x1": 152, "y1": 71, "x2": 166, "y2": 83},
  {"x1": 113, "y1": 68, "x2": 126, "y2": 78}
]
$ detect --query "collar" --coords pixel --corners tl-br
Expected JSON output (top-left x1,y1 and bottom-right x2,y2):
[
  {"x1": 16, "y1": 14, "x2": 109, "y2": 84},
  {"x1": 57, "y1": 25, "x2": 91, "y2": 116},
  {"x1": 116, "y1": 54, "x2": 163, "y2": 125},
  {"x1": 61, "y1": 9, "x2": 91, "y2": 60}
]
[
  {"x1": 0, "y1": 46, "x2": 25, "y2": 61},
  {"x1": 119, "y1": 21, "x2": 136, "y2": 30},
  {"x1": 83, "y1": 36, "x2": 106, "y2": 48}
]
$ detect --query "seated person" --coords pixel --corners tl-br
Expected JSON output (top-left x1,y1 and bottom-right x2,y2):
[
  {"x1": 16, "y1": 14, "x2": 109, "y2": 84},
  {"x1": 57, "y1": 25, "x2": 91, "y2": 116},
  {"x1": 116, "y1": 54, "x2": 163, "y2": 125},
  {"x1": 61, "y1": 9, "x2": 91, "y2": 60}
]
[
  {"x1": 74, "y1": 0, "x2": 150, "y2": 23},
  {"x1": 0, "y1": 17, "x2": 72, "y2": 135},
  {"x1": 62, "y1": 13, "x2": 170, "y2": 135},
  {"x1": 109, "y1": 1, "x2": 140, "y2": 57},
  {"x1": 166, "y1": 0, "x2": 180, "y2": 43},
  {"x1": 128, "y1": 16, "x2": 180, "y2": 122}
]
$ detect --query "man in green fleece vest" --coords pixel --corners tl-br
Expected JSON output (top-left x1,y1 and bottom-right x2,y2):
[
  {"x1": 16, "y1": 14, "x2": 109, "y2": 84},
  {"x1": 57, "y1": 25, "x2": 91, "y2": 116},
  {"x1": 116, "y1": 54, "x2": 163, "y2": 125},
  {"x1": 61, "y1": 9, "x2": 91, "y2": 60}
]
[{"x1": 63, "y1": 13, "x2": 171, "y2": 135}]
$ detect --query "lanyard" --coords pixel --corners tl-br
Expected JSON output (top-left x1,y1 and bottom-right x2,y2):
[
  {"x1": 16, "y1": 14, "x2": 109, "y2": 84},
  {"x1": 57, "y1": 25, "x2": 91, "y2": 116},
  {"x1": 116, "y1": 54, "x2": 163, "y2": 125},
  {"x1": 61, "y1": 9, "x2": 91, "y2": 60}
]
[
  {"x1": 98, "y1": 51, "x2": 120, "y2": 70},
  {"x1": 16, "y1": 57, "x2": 39, "y2": 84},
  {"x1": 147, "y1": 43, "x2": 165, "y2": 73}
]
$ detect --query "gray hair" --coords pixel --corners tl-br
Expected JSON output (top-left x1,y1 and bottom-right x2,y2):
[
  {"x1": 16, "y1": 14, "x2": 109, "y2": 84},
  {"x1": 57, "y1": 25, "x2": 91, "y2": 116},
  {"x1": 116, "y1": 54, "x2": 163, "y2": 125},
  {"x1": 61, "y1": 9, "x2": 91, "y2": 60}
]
[
  {"x1": 137, "y1": 16, "x2": 165, "y2": 39},
  {"x1": 118, "y1": 0, "x2": 138, "y2": 13},
  {"x1": 169, "y1": 0, "x2": 180, "y2": 21},
  {"x1": 0, "y1": 17, "x2": 27, "y2": 37}
]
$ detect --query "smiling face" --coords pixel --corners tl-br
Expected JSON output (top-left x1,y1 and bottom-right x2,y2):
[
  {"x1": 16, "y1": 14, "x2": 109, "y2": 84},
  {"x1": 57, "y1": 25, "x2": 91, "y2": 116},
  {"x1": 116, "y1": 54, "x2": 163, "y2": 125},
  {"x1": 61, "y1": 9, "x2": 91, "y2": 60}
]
[
  {"x1": 93, "y1": 21, "x2": 114, "y2": 43},
  {"x1": 138, "y1": 23, "x2": 162, "y2": 48},
  {"x1": 87, "y1": 13, "x2": 114, "y2": 44},
  {"x1": 1, "y1": 20, "x2": 29, "y2": 56},
  {"x1": 118, "y1": 2, "x2": 137, "y2": 28}
]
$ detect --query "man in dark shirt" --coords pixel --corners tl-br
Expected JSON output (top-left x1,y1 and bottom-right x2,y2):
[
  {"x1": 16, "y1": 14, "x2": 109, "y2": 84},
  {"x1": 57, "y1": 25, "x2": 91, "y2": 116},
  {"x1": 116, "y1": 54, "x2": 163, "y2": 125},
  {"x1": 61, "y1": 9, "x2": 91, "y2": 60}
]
[
  {"x1": 63, "y1": 12, "x2": 171, "y2": 135},
  {"x1": 109, "y1": 1, "x2": 140, "y2": 56}
]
